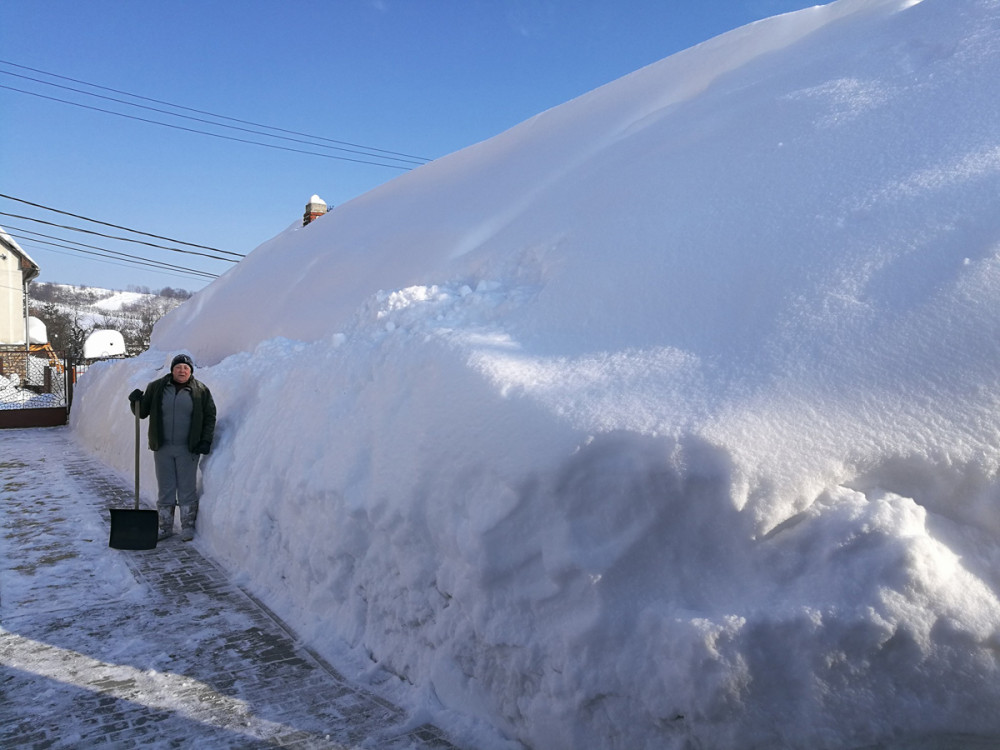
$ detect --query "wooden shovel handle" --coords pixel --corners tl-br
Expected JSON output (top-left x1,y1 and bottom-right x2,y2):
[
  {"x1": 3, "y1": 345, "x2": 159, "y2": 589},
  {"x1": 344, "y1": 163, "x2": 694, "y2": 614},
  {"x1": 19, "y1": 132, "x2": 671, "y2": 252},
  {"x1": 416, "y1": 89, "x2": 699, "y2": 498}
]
[{"x1": 134, "y1": 403, "x2": 141, "y2": 510}]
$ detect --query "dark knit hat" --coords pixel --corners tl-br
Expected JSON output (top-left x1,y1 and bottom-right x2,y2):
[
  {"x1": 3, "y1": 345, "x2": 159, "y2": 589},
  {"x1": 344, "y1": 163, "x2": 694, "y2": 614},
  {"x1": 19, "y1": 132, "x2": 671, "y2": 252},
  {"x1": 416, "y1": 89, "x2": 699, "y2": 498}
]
[{"x1": 171, "y1": 353, "x2": 194, "y2": 371}]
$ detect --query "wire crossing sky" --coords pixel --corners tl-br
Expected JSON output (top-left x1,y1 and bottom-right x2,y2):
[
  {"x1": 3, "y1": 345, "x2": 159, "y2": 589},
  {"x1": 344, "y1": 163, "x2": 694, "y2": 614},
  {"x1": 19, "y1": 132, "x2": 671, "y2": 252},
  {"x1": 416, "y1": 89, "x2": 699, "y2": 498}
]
[
  {"x1": 0, "y1": 60, "x2": 433, "y2": 167},
  {"x1": 1, "y1": 0, "x2": 826, "y2": 291}
]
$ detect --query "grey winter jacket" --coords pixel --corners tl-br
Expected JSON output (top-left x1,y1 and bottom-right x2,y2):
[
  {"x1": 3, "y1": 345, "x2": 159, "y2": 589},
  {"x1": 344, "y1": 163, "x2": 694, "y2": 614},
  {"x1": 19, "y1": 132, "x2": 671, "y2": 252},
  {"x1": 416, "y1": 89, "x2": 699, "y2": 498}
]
[{"x1": 132, "y1": 373, "x2": 217, "y2": 453}]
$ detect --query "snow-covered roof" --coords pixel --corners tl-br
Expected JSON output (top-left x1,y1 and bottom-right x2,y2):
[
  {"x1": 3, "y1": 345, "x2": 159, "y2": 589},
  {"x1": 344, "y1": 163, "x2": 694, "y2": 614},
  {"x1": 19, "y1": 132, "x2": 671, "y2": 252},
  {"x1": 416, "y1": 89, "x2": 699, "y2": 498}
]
[
  {"x1": 26, "y1": 316, "x2": 47, "y2": 346},
  {"x1": 83, "y1": 329, "x2": 126, "y2": 359},
  {"x1": 0, "y1": 224, "x2": 40, "y2": 281}
]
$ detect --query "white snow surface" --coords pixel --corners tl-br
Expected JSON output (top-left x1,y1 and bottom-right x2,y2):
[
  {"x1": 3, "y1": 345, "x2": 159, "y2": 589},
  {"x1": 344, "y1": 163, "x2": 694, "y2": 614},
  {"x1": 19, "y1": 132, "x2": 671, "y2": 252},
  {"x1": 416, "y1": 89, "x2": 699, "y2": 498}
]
[
  {"x1": 90, "y1": 290, "x2": 147, "y2": 312},
  {"x1": 82, "y1": 328, "x2": 127, "y2": 359},
  {"x1": 27, "y1": 316, "x2": 47, "y2": 346},
  {"x1": 70, "y1": 0, "x2": 1000, "y2": 747}
]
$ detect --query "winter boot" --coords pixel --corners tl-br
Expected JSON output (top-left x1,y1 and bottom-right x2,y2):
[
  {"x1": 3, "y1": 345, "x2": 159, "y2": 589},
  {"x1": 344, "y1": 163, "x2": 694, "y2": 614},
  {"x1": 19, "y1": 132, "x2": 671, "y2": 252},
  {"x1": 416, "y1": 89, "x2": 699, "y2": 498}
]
[
  {"x1": 180, "y1": 502, "x2": 198, "y2": 542},
  {"x1": 157, "y1": 505, "x2": 175, "y2": 541}
]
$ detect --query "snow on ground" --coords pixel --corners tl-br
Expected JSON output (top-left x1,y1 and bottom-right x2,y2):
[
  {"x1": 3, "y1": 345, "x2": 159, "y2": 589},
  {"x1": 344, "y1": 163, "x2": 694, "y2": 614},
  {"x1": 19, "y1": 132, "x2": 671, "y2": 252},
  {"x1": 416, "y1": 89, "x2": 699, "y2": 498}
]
[
  {"x1": 90, "y1": 290, "x2": 147, "y2": 312},
  {"x1": 70, "y1": 0, "x2": 1000, "y2": 747}
]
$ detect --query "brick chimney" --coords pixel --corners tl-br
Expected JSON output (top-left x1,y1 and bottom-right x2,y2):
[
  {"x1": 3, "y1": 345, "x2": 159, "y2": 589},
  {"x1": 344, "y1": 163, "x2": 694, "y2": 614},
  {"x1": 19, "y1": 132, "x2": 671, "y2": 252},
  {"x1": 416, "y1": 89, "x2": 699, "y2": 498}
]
[{"x1": 303, "y1": 195, "x2": 328, "y2": 226}]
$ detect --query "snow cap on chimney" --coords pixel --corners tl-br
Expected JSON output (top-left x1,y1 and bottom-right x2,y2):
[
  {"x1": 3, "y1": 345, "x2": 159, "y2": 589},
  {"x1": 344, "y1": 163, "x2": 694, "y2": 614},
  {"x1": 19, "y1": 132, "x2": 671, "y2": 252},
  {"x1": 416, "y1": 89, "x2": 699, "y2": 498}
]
[{"x1": 303, "y1": 195, "x2": 328, "y2": 226}]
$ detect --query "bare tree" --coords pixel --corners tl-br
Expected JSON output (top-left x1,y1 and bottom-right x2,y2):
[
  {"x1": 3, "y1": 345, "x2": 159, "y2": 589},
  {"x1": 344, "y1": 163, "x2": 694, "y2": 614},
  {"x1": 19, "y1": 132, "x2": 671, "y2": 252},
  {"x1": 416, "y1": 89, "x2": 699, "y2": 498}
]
[{"x1": 30, "y1": 302, "x2": 93, "y2": 360}]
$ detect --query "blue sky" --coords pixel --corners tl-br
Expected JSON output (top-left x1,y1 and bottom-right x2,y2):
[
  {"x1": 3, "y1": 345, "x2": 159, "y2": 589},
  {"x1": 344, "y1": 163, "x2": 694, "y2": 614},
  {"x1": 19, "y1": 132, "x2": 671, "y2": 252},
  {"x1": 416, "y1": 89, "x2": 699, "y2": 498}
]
[{"x1": 1, "y1": 0, "x2": 825, "y2": 292}]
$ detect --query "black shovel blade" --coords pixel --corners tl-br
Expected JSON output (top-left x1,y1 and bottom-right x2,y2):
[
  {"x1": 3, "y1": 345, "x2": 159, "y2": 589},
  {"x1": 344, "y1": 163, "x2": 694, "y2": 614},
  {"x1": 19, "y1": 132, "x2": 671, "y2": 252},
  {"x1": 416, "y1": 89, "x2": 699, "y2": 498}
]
[{"x1": 109, "y1": 508, "x2": 159, "y2": 550}]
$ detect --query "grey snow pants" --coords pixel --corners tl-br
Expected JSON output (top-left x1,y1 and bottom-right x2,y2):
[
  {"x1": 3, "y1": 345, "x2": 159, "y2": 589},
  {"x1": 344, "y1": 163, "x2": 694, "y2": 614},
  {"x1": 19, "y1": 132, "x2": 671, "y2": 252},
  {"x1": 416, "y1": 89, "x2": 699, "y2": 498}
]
[{"x1": 153, "y1": 443, "x2": 200, "y2": 510}]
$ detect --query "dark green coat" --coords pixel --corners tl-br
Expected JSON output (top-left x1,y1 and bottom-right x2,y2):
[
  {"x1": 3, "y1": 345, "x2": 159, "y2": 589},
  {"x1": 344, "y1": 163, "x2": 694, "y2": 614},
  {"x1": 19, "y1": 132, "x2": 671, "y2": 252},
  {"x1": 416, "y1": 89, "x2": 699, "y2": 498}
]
[{"x1": 132, "y1": 374, "x2": 217, "y2": 453}]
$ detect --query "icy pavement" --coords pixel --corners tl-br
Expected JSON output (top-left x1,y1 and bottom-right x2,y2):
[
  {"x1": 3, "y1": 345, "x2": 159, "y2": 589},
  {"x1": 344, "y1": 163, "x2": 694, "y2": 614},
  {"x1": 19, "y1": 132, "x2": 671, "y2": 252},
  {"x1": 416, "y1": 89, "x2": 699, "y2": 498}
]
[{"x1": 0, "y1": 427, "x2": 463, "y2": 749}]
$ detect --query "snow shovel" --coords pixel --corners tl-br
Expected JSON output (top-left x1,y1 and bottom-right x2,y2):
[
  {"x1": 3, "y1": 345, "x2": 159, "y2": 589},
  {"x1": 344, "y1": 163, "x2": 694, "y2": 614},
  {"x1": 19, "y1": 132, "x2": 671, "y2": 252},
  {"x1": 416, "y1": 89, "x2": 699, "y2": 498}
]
[{"x1": 109, "y1": 402, "x2": 158, "y2": 550}]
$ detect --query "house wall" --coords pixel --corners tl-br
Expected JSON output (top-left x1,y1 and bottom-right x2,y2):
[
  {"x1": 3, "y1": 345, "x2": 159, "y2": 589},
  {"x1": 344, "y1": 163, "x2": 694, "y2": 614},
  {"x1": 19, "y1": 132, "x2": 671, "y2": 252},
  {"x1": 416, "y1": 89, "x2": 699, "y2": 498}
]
[{"x1": 0, "y1": 249, "x2": 27, "y2": 346}]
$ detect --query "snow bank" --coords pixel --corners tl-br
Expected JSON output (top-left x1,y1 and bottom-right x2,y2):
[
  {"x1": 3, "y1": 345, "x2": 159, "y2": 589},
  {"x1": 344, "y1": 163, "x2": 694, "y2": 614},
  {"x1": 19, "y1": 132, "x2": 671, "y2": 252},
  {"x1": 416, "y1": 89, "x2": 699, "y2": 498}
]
[{"x1": 71, "y1": 0, "x2": 1000, "y2": 747}]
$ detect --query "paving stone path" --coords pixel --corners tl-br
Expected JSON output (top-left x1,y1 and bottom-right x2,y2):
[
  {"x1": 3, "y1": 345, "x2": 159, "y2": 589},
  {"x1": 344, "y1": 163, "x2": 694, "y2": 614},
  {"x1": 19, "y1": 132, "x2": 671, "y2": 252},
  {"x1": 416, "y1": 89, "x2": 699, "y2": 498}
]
[{"x1": 0, "y1": 427, "x2": 464, "y2": 749}]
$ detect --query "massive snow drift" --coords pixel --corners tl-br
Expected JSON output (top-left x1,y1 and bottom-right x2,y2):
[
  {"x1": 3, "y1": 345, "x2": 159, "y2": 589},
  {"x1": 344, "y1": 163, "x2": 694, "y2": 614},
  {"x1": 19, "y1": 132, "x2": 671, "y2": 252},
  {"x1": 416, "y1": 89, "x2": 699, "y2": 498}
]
[{"x1": 72, "y1": 0, "x2": 1000, "y2": 747}]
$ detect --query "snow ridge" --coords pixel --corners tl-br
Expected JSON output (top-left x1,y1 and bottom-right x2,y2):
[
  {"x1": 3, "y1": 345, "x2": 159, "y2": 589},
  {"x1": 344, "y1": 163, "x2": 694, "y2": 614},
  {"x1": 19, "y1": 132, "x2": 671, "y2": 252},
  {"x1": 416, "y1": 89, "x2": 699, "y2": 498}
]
[{"x1": 72, "y1": 0, "x2": 1000, "y2": 747}]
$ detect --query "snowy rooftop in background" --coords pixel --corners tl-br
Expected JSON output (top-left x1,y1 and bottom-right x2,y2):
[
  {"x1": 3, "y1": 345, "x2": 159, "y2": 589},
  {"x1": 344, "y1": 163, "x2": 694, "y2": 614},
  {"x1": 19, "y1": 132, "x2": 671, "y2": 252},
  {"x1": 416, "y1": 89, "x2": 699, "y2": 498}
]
[
  {"x1": 82, "y1": 329, "x2": 126, "y2": 360},
  {"x1": 71, "y1": 0, "x2": 1000, "y2": 747}
]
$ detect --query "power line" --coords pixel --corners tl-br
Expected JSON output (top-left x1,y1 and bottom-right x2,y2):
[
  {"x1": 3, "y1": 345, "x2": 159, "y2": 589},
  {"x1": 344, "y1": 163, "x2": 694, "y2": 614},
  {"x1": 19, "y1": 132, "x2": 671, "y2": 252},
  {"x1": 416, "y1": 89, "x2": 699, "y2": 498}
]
[
  {"x1": 0, "y1": 194, "x2": 243, "y2": 260},
  {"x1": 0, "y1": 210, "x2": 239, "y2": 264},
  {"x1": 5, "y1": 225, "x2": 218, "y2": 280},
  {"x1": 19, "y1": 239, "x2": 218, "y2": 282},
  {"x1": 0, "y1": 59, "x2": 432, "y2": 164},
  {"x1": 0, "y1": 68, "x2": 428, "y2": 167},
  {"x1": 0, "y1": 194, "x2": 235, "y2": 282},
  {"x1": 1, "y1": 82, "x2": 421, "y2": 171},
  {"x1": 13, "y1": 235, "x2": 219, "y2": 281},
  {"x1": 15, "y1": 238, "x2": 215, "y2": 283}
]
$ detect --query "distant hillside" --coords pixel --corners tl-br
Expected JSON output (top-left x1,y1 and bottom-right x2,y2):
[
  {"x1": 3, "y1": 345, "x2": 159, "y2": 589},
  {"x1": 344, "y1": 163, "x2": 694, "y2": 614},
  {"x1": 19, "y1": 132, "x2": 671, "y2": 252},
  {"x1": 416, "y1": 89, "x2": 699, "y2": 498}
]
[{"x1": 29, "y1": 282, "x2": 191, "y2": 358}]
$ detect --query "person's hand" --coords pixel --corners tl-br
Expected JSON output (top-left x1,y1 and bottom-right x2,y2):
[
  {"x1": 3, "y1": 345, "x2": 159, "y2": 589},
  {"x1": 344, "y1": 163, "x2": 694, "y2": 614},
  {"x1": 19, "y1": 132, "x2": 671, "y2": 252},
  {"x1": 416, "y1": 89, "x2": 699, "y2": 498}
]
[
  {"x1": 128, "y1": 388, "x2": 143, "y2": 404},
  {"x1": 194, "y1": 441, "x2": 212, "y2": 455}
]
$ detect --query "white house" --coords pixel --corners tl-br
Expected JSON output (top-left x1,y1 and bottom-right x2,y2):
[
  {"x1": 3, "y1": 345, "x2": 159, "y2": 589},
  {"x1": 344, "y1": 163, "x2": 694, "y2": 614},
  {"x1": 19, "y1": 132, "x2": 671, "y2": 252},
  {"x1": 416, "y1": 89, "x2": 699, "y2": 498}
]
[{"x1": 0, "y1": 226, "x2": 40, "y2": 348}]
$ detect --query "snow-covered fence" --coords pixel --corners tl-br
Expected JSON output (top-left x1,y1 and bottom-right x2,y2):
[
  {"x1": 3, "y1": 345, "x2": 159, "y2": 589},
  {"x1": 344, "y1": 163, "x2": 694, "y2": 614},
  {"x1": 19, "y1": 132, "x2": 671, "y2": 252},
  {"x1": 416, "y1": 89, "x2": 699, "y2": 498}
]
[{"x1": 0, "y1": 349, "x2": 74, "y2": 428}]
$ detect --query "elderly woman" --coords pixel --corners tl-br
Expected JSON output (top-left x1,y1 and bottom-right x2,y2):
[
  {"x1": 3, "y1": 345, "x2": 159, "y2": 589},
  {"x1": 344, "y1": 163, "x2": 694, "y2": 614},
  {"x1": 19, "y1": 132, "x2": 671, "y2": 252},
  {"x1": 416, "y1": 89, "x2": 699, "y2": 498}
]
[{"x1": 129, "y1": 353, "x2": 217, "y2": 541}]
